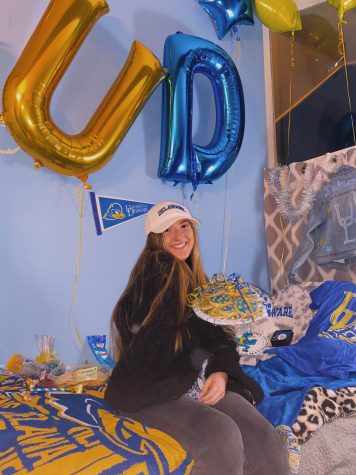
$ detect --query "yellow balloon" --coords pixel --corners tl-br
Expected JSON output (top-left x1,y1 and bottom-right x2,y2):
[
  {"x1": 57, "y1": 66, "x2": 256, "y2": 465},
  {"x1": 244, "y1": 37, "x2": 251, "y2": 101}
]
[
  {"x1": 327, "y1": 0, "x2": 356, "y2": 20},
  {"x1": 2, "y1": 0, "x2": 166, "y2": 182},
  {"x1": 255, "y1": 0, "x2": 302, "y2": 33}
]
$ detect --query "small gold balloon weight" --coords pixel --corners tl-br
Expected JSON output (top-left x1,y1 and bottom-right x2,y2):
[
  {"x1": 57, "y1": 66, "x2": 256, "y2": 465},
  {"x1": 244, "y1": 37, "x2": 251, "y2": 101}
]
[
  {"x1": 34, "y1": 160, "x2": 43, "y2": 171},
  {"x1": 79, "y1": 175, "x2": 92, "y2": 190}
]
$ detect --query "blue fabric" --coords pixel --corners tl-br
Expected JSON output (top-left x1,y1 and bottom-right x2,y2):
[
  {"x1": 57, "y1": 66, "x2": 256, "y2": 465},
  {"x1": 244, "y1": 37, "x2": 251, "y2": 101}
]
[
  {"x1": 242, "y1": 357, "x2": 356, "y2": 427},
  {"x1": 266, "y1": 281, "x2": 356, "y2": 378}
]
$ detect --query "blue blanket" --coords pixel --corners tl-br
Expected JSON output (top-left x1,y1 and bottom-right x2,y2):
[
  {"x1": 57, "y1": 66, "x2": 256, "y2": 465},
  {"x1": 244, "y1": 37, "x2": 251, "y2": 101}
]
[{"x1": 242, "y1": 357, "x2": 356, "y2": 427}]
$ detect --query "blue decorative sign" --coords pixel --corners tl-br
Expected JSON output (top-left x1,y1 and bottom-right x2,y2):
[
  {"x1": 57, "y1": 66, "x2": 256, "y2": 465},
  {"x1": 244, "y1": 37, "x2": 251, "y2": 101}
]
[{"x1": 90, "y1": 192, "x2": 155, "y2": 235}]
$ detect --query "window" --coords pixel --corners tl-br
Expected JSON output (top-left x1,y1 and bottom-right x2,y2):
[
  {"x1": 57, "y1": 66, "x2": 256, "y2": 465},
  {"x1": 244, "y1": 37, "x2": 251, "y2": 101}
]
[{"x1": 264, "y1": 0, "x2": 356, "y2": 165}]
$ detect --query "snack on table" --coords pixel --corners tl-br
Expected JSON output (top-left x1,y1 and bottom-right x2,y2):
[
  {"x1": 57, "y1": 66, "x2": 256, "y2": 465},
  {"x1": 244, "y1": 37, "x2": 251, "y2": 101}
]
[
  {"x1": 0, "y1": 368, "x2": 23, "y2": 387},
  {"x1": 87, "y1": 335, "x2": 115, "y2": 368},
  {"x1": 5, "y1": 354, "x2": 47, "y2": 380},
  {"x1": 48, "y1": 365, "x2": 110, "y2": 387}
]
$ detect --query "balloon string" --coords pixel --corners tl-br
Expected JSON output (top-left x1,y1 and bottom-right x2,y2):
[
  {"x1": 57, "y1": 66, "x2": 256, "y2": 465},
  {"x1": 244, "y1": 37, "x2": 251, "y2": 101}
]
[
  {"x1": 195, "y1": 190, "x2": 201, "y2": 226},
  {"x1": 237, "y1": 41, "x2": 241, "y2": 62},
  {"x1": 338, "y1": 19, "x2": 356, "y2": 146},
  {"x1": 191, "y1": 189, "x2": 201, "y2": 232},
  {"x1": 221, "y1": 161, "x2": 237, "y2": 275},
  {"x1": 220, "y1": 172, "x2": 229, "y2": 274},
  {"x1": 231, "y1": 28, "x2": 241, "y2": 62},
  {"x1": 286, "y1": 31, "x2": 295, "y2": 165},
  {"x1": 222, "y1": 215, "x2": 231, "y2": 275},
  {"x1": 69, "y1": 185, "x2": 85, "y2": 348},
  {"x1": 0, "y1": 112, "x2": 20, "y2": 155}
]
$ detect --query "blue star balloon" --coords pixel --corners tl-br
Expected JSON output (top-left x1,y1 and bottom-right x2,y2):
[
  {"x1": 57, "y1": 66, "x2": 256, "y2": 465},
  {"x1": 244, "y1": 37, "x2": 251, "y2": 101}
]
[{"x1": 198, "y1": 0, "x2": 254, "y2": 40}]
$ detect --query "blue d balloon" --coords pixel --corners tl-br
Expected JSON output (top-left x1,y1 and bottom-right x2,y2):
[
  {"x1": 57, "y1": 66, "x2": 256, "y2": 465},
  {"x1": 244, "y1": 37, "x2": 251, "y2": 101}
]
[
  {"x1": 159, "y1": 32, "x2": 245, "y2": 190},
  {"x1": 198, "y1": 0, "x2": 254, "y2": 40}
]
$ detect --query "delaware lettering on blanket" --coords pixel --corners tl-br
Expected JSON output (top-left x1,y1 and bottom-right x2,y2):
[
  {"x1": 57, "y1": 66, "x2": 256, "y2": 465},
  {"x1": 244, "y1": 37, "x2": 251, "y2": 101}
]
[
  {"x1": 0, "y1": 387, "x2": 193, "y2": 474},
  {"x1": 267, "y1": 281, "x2": 356, "y2": 378}
]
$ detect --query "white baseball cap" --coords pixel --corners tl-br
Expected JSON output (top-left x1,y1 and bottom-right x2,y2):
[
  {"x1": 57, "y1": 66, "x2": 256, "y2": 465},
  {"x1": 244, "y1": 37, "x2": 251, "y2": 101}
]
[{"x1": 144, "y1": 201, "x2": 200, "y2": 235}]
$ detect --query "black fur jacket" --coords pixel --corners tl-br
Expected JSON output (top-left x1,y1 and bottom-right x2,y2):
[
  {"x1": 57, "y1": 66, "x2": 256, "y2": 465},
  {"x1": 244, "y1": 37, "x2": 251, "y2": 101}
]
[{"x1": 105, "y1": 251, "x2": 263, "y2": 412}]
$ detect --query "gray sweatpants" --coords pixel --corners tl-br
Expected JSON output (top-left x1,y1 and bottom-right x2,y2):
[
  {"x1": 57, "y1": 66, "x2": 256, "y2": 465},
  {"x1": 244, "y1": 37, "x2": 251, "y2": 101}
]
[{"x1": 122, "y1": 391, "x2": 290, "y2": 475}]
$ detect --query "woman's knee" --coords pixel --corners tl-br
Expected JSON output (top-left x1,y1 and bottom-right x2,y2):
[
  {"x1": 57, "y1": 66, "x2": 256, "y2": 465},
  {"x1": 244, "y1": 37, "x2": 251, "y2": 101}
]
[
  {"x1": 127, "y1": 399, "x2": 246, "y2": 475},
  {"x1": 192, "y1": 410, "x2": 245, "y2": 475},
  {"x1": 201, "y1": 409, "x2": 244, "y2": 451},
  {"x1": 215, "y1": 393, "x2": 289, "y2": 474}
]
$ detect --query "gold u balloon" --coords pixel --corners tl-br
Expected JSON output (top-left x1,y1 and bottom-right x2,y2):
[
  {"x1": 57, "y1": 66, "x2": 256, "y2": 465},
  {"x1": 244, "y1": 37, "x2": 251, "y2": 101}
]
[{"x1": 2, "y1": 0, "x2": 166, "y2": 184}]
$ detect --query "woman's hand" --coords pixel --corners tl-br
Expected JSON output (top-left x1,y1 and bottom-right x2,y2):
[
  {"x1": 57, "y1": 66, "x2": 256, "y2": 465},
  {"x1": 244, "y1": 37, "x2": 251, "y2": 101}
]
[{"x1": 199, "y1": 372, "x2": 228, "y2": 405}]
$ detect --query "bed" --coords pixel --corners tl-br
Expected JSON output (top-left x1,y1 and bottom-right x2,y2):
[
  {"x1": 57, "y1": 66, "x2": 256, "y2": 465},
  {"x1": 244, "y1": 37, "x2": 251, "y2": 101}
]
[
  {"x1": 2, "y1": 278, "x2": 356, "y2": 474},
  {"x1": 2, "y1": 282, "x2": 355, "y2": 475},
  {"x1": 0, "y1": 385, "x2": 193, "y2": 474},
  {"x1": 256, "y1": 146, "x2": 356, "y2": 474},
  {"x1": 236, "y1": 276, "x2": 356, "y2": 475}
]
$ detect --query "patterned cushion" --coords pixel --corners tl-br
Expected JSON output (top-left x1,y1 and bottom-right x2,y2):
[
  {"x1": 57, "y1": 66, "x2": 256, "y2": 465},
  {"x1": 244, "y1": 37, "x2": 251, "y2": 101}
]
[
  {"x1": 264, "y1": 146, "x2": 356, "y2": 290},
  {"x1": 239, "y1": 282, "x2": 319, "y2": 365}
]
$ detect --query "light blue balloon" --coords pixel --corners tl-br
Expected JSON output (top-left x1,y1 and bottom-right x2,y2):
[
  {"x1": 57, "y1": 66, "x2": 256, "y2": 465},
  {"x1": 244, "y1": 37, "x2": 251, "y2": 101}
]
[
  {"x1": 159, "y1": 32, "x2": 245, "y2": 191},
  {"x1": 199, "y1": 0, "x2": 254, "y2": 40}
]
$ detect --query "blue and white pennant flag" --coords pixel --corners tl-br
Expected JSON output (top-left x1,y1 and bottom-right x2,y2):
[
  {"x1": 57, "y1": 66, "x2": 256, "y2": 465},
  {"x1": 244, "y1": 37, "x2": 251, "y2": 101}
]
[{"x1": 90, "y1": 192, "x2": 155, "y2": 235}]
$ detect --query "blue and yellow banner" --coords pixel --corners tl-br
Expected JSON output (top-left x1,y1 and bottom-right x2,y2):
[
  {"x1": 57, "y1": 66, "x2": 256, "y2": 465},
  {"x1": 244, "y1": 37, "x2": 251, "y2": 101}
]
[{"x1": 90, "y1": 192, "x2": 155, "y2": 235}]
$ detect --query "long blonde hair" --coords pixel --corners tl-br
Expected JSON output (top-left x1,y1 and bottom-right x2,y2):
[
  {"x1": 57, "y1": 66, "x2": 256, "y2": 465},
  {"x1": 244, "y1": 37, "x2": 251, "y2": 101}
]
[{"x1": 111, "y1": 224, "x2": 207, "y2": 360}]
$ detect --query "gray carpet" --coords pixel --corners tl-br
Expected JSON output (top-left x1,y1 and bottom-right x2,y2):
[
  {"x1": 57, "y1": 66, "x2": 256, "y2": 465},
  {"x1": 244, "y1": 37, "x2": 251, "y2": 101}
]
[{"x1": 299, "y1": 415, "x2": 356, "y2": 475}]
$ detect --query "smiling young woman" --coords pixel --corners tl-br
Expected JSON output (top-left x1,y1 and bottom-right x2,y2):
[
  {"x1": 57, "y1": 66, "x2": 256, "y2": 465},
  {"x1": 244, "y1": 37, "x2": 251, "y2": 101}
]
[
  {"x1": 163, "y1": 219, "x2": 195, "y2": 260},
  {"x1": 105, "y1": 200, "x2": 289, "y2": 475}
]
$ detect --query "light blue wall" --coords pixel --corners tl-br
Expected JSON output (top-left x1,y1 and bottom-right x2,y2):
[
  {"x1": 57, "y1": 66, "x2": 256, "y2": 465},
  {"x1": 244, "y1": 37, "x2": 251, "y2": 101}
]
[{"x1": 0, "y1": 0, "x2": 269, "y2": 364}]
